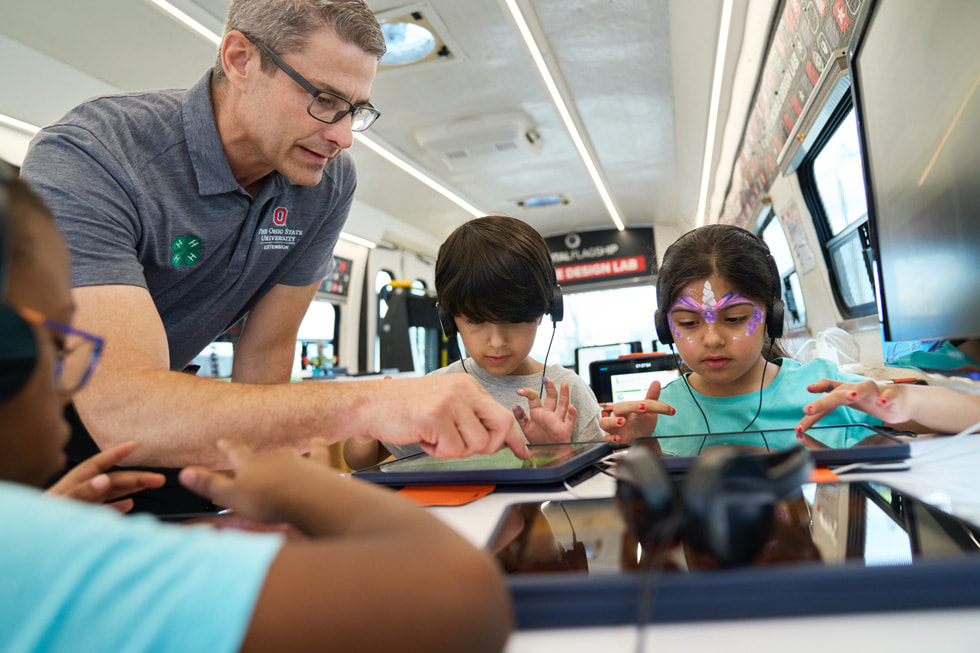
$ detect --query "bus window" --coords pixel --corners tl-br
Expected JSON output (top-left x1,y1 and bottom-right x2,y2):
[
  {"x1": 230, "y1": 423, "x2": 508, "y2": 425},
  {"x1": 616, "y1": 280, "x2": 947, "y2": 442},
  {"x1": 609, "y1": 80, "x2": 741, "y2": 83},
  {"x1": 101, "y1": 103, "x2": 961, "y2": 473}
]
[
  {"x1": 297, "y1": 299, "x2": 339, "y2": 378},
  {"x1": 760, "y1": 215, "x2": 806, "y2": 333},
  {"x1": 375, "y1": 269, "x2": 394, "y2": 372},
  {"x1": 800, "y1": 103, "x2": 877, "y2": 319},
  {"x1": 529, "y1": 284, "x2": 658, "y2": 372}
]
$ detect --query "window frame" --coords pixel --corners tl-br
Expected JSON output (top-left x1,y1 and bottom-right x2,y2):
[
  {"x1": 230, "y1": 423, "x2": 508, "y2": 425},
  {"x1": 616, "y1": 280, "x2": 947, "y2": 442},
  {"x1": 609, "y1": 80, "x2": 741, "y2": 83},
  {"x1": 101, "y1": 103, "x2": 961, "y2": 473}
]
[{"x1": 798, "y1": 93, "x2": 878, "y2": 320}]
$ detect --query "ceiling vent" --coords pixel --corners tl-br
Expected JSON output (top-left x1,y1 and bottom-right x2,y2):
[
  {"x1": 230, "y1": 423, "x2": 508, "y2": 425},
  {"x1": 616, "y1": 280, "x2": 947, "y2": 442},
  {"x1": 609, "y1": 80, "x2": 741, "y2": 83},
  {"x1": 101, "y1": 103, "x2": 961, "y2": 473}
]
[{"x1": 415, "y1": 112, "x2": 543, "y2": 168}]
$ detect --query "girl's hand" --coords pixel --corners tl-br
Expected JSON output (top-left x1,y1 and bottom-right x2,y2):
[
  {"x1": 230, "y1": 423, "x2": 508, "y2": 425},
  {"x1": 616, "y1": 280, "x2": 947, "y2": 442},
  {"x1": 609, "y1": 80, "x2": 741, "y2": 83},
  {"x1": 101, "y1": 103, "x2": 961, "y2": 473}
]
[
  {"x1": 180, "y1": 440, "x2": 324, "y2": 524},
  {"x1": 46, "y1": 441, "x2": 166, "y2": 513},
  {"x1": 515, "y1": 378, "x2": 577, "y2": 444},
  {"x1": 599, "y1": 380, "x2": 675, "y2": 447},
  {"x1": 795, "y1": 378, "x2": 914, "y2": 433}
]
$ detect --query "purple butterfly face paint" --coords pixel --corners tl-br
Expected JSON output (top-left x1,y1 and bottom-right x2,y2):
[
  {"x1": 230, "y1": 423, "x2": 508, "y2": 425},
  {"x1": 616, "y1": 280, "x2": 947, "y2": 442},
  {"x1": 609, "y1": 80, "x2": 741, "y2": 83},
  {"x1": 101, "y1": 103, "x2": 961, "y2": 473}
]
[{"x1": 667, "y1": 280, "x2": 765, "y2": 340}]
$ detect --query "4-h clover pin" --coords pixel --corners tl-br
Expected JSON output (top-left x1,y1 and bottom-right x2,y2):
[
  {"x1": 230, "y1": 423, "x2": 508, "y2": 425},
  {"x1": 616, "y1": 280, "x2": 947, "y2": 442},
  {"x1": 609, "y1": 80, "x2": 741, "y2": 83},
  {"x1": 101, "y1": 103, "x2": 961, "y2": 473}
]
[{"x1": 171, "y1": 235, "x2": 203, "y2": 269}]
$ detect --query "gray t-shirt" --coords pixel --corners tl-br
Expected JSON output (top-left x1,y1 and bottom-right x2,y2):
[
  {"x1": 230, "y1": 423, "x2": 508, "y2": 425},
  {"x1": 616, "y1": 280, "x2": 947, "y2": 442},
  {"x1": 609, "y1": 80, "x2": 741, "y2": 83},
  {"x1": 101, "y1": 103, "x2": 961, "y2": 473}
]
[
  {"x1": 384, "y1": 358, "x2": 604, "y2": 458},
  {"x1": 21, "y1": 71, "x2": 355, "y2": 368}
]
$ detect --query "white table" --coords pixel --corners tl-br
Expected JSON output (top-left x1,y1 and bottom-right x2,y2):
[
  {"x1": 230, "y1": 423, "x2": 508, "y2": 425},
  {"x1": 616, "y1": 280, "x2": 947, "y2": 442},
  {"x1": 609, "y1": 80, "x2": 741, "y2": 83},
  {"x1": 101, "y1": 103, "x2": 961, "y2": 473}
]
[{"x1": 429, "y1": 435, "x2": 980, "y2": 653}]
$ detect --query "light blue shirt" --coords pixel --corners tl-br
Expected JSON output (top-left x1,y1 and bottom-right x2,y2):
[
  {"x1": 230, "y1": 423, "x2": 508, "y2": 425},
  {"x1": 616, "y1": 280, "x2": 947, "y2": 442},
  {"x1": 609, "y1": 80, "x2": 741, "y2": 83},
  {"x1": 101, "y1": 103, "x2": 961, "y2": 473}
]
[
  {"x1": 0, "y1": 482, "x2": 283, "y2": 653},
  {"x1": 656, "y1": 358, "x2": 883, "y2": 456}
]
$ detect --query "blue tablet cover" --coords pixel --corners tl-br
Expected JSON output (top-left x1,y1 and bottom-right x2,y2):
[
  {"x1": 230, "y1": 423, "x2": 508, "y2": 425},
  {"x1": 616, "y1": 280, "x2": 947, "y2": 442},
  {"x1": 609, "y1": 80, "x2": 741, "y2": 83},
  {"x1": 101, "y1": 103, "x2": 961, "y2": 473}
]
[{"x1": 352, "y1": 441, "x2": 612, "y2": 487}]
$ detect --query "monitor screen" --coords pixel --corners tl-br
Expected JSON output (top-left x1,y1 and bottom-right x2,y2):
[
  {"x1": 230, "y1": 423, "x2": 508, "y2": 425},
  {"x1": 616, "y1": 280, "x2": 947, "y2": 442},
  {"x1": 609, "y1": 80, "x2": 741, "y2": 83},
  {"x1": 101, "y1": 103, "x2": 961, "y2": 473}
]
[
  {"x1": 574, "y1": 341, "x2": 641, "y2": 377},
  {"x1": 851, "y1": 0, "x2": 980, "y2": 341},
  {"x1": 589, "y1": 355, "x2": 679, "y2": 404}
]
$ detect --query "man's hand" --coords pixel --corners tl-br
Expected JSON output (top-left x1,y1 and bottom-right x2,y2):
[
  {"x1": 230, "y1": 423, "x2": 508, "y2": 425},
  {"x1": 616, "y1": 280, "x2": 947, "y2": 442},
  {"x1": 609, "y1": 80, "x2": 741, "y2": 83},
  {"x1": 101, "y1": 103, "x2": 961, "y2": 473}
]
[{"x1": 378, "y1": 374, "x2": 530, "y2": 459}]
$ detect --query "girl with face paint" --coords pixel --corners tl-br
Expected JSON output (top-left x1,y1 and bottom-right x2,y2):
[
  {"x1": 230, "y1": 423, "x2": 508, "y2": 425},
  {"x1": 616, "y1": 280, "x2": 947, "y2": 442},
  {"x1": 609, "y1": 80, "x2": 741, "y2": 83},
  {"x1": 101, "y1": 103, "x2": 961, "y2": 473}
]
[{"x1": 601, "y1": 224, "x2": 903, "y2": 455}]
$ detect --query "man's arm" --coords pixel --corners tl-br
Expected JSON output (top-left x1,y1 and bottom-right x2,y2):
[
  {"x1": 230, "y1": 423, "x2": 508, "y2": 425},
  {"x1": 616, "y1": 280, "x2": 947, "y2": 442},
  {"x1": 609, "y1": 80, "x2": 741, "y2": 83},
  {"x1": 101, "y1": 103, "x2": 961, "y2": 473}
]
[
  {"x1": 71, "y1": 285, "x2": 528, "y2": 468},
  {"x1": 232, "y1": 281, "x2": 319, "y2": 384}
]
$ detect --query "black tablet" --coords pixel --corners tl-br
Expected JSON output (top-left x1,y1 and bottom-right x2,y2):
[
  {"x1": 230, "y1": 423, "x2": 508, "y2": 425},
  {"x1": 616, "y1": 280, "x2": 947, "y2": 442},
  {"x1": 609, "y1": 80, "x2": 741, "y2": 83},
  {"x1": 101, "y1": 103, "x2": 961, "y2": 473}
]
[
  {"x1": 640, "y1": 423, "x2": 913, "y2": 472},
  {"x1": 487, "y1": 480, "x2": 980, "y2": 629},
  {"x1": 352, "y1": 441, "x2": 612, "y2": 487},
  {"x1": 589, "y1": 355, "x2": 679, "y2": 404}
]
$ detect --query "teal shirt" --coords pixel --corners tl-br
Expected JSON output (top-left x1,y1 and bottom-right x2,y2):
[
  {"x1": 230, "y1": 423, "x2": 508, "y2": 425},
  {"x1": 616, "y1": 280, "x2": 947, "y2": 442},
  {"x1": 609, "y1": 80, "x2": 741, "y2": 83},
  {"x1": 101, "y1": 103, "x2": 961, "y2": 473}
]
[
  {"x1": 656, "y1": 358, "x2": 883, "y2": 456},
  {"x1": 0, "y1": 482, "x2": 282, "y2": 653},
  {"x1": 888, "y1": 341, "x2": 979, "y2": 371}
]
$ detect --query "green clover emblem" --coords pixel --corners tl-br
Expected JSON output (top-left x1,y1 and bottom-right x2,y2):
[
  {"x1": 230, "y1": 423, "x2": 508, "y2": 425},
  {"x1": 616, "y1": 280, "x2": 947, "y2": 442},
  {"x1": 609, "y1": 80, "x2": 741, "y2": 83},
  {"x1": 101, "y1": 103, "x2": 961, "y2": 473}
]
[{"x1": 171, "y1": 235, "x2": 203, "y2": 269}]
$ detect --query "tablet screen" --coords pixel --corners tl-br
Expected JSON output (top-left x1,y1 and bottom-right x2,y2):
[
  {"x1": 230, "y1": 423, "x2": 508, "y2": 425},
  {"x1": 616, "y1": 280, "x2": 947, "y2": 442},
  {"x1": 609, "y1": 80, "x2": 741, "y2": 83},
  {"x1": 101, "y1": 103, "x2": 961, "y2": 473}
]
[{"x1": 353, "y1": 441, "x2": 612, "y2": 486}]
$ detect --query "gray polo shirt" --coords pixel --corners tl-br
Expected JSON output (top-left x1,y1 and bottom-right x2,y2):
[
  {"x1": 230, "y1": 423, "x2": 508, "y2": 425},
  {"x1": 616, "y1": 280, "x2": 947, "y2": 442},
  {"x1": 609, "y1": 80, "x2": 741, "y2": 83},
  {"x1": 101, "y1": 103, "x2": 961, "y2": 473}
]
[{"x1": 22, "y1": 71, "x2": 355, "y2": 368}]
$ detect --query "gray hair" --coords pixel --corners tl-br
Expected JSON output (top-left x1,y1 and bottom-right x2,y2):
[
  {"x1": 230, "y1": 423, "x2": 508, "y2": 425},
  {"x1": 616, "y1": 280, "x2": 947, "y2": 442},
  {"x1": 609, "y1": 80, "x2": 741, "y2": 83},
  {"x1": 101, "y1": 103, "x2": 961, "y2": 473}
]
[{"x1": 213, "y1": 0, "x2": 386, "y2": 79}]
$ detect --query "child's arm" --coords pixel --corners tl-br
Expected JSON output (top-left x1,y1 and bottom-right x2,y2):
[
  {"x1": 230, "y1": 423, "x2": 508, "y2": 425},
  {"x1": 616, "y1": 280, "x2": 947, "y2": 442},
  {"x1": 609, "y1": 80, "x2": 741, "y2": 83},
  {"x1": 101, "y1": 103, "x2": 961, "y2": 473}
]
[
  {"x1": 45, "y1": 441, "x2": 165, "y2": 512},
  {"x1": 342, "y1": 436, "x2": 390, "y2": 470},
  {"x1": 796, "y1": 379, "x2": 980, "y2": 435},
  {"x1": 180, "y1": 441, "x2": 513, "y2": 653},
  {"x1": 598, "y1": 380, "x2": 676, "y2": 448},
  {"x1": 515, "y1": 379, "x2": 577, "y2": 444}
]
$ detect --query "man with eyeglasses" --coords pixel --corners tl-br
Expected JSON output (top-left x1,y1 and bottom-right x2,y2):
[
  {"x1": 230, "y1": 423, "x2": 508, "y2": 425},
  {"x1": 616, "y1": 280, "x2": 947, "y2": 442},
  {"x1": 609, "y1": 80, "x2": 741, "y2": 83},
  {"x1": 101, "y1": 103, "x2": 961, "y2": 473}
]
[{"x1": 21, "y1": 0, "x2": 527, "y2": 513}]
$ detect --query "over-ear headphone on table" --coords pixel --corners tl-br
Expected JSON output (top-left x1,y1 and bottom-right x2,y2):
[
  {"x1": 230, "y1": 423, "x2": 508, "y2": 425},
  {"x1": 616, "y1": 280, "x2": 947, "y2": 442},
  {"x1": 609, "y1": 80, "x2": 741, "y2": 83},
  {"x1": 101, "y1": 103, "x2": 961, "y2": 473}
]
[
  {"x1": 0, "y1": 161, "x2": 39, "y2": 401},
  {"x1": 614, "y1": 444, "x2": 812, "y2": 566},
  {"x1": 437, "y1": 272, "x2": 564, "y2": 339},
  {"x1": 654, "y1": 231, "x2": 784, "y2": 346}
]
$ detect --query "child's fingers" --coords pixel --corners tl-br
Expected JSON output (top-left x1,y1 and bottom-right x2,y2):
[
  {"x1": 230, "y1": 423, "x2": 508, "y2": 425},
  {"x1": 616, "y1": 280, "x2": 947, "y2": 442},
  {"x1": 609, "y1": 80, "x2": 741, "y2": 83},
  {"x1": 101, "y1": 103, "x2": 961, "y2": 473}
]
[
  {"x1": 644, "y1": 380, "x2": 663, "y2": 401},
  {"x1": 611, "y1": 399, "x2": 675, "y2": 418},
  {"x1": 51, "y1": 441, "x2": 139, "y2": 491},
  {"x1": 307, "y1": 437, "x2": 332, "y2": 467},
  {"x1": 216, "y1": 439, "x2": 256, "y2": 469},
  {"x1": 179, "y1": 466, "x2": 234, "y2": 503},
  {"x1": 517, "y1": 387, "x2": 542, "y2": 408},
  {"x1": 512, "y1": 405, "x2": 531, "y2": 429}
]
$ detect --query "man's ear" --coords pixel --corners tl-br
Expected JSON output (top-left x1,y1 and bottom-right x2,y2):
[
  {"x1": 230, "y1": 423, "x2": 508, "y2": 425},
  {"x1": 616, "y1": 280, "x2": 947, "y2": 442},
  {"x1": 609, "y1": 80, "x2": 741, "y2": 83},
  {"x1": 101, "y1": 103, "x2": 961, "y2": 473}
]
[{"x1": 220, "y1": 30, "x2": 255, "y2": 91}]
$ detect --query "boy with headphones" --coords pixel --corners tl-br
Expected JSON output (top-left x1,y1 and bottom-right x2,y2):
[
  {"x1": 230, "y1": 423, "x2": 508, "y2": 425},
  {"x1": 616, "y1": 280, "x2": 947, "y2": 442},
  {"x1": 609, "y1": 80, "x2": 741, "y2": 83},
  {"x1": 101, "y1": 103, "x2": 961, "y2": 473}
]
[
  {"x1": 0, "y1": 168, "x2": 513, "y2": 651},
  {"x1": 344, "y1": 215, "x2": 603, "y2": 469}
]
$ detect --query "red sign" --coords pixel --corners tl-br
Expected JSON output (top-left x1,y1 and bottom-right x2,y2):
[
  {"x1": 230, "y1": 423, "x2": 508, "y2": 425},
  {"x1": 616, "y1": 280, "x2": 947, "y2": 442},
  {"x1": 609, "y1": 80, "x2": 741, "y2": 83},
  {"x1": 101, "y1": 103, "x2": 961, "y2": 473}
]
[
  {"x1": 555, "y1": 256, "x2": 646, "y2": 283},
  {"x1": 833, "y1": 0, "x2": 849, "y2": 33}
]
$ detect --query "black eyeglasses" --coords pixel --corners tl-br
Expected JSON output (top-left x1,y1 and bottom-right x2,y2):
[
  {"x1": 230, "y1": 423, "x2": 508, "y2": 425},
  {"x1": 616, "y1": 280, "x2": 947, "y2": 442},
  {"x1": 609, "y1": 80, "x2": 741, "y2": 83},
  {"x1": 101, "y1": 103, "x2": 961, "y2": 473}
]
[
  {"x1": 17, "y1": 306, "x2": 104, "y2": 395},
  {"x1": 244, "y1": 33, "x2": 381, "y2": 132}
]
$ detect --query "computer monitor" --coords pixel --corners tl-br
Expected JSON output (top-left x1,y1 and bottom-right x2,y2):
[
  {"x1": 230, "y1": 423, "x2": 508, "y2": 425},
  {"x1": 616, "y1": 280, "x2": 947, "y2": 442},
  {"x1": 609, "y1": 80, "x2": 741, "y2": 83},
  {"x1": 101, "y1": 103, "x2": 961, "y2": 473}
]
[
  {"x1": 850, "y1": 0, "x2": 980, "y2": 342},
  {"x1": 573, "y1": 341, "x2": 641, "y2": 377},
  {"x1": 588, "y1": 355, "x2": 679, "y2": 404}
]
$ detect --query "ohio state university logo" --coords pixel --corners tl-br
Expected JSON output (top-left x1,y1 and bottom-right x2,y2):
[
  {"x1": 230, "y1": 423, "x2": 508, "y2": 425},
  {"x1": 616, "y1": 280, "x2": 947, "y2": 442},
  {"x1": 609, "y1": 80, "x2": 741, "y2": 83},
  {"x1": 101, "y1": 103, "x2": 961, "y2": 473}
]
[{"x1": 273, "y1": 207, "x2": 287, "y2": 226}]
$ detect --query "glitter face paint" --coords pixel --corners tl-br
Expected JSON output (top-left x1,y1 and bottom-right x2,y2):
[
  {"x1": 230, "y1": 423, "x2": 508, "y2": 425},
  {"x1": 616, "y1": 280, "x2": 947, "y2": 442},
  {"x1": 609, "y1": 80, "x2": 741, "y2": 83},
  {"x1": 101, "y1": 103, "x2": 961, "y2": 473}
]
[{"x1": 668, "y1": 281, "x2": 765, "y2": 339}]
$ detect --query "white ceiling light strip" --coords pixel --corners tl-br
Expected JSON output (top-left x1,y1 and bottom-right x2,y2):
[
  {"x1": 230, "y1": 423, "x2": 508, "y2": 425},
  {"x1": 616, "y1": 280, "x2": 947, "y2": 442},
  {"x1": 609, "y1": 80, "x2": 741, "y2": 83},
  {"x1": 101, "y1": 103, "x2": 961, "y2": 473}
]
[
  {"x1": 502, "y1": 0, "x2": 625, "y2": 231},
  {"x1": 695, "y1": 0, "x2": 734, "y2": 227},
  {"x1": 0, "y1": 114, "x2": 40, "y2": 135},
  {"x1": 338, "y1": 231, "x2": 377, "y2": 249},
  {"x1": 146, "y1": 0, "x2": 221, "y2": 45},
  {"x1": 353, "y1": 133, "x2": 485, "y2": 217}
]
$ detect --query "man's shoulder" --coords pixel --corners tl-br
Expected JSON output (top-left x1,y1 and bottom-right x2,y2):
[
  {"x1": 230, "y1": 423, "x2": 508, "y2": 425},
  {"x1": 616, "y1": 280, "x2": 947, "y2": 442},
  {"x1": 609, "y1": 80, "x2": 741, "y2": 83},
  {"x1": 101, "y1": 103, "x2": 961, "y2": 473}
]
[
  {"x1": 32, "y1": 88, "x2": 188, "y2": 170},
  {"x1": 54, "y1": 88, "x2": 186, "y2": 132}
]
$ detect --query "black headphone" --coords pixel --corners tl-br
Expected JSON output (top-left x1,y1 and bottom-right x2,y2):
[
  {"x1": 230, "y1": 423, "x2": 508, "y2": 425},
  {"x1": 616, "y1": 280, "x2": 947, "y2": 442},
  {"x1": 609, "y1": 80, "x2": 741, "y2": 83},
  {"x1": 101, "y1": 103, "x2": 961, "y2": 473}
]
[
  {"x1": 437, "y1": 274, "x2": 564, "y2": 339},
  {"x1": 0, "y1": 161, "x2": 40, "y2": 402},
  {"x1": 614, "y1": 443, "x2": 811, "y2": 566},
  {"x1": 655, "y1": 231, "x2": 784, "y2": 345}
]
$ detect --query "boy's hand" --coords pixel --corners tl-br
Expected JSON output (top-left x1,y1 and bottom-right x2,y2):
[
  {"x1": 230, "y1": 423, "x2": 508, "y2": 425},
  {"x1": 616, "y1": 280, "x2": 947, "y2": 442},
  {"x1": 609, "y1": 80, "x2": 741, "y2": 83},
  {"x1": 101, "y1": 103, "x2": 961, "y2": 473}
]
[
  {"x1": 599, "y1": 380, "x2": 675, "y2": 447},
  {"x1": 515, "y1": 378, "x2": 577, "y2": 444},
  {"x1": 46, "y1": 441, "x2": 166, "y2": 512}
]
